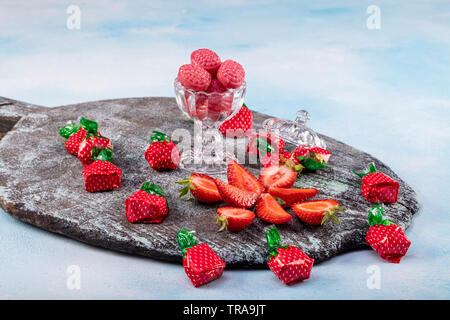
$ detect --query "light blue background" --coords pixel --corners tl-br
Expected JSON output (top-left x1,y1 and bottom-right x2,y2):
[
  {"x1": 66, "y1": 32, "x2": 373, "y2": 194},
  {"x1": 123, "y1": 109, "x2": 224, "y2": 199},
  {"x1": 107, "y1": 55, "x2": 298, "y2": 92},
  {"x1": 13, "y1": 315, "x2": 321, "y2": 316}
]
[{"x1": 0, "y1": 0, "x2": 449, "y2": 299}]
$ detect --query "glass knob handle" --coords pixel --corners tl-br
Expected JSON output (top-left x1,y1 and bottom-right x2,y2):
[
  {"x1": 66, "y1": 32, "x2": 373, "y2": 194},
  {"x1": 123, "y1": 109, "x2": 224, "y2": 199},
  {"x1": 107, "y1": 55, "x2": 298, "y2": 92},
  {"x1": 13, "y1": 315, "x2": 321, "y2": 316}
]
[{"x1": 295, "y1": 110, "x2": 310, "y2": 125}]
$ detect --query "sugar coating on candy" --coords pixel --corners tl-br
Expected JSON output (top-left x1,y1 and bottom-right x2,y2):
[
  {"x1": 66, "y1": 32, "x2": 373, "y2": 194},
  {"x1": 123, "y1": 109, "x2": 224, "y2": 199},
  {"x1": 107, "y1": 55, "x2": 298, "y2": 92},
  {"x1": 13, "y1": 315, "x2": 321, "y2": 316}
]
[
  {"x1": 125, "y1": 190, "x2": 168, "y2": 223},
  {"x1": 82, "y1": 160, "x2": 122, "y2": 193},
  {"x1": 191, "y1": 49, "x2": 222, "y2": 75},
  {"x1": 183, "y1": 243, "x2": 226, "y2": 287},
  {"x1": 217, "y1": 59, "x2": 245, "y2": 89},
  {"x1": 366, "y1": 224, "x2": 411, "y2": 263},
  {"x1": 177, "y1": 64, "x2": 211, "y2": 92},
  {"x1": 268, "y1": 245, "x2": 314, "y2": 285}
]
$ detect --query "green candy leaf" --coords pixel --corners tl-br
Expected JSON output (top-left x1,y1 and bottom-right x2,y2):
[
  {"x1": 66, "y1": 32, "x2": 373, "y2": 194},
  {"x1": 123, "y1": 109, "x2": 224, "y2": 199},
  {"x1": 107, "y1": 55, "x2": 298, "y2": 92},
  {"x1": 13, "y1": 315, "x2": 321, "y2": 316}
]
[
  {"x1": 353, "y1": 162, "x2": 378, "y2": 179},
  {"x1": 151, "y1": 131, "x2": 170, "y2": 143},
  {"x1": 177, "y1": 228, "x2": 199, "y2": 256},
  {"x1": 95, "y1": 148, "x2": 113, "y2": 162},
  {"x1": 368, "y1": 204, "x2": 397, "y2": 226},
  {"x1": 140, "y1": 182, "x2": 166, "y2": 198},
  {"x1": 80, "y1": 117, "x2": 98, "y2": 134},
  {"x1": 265, "y1": 226, "x2": 288, "y2": 259},
  {"x1": 58, "y1": 122, "x2": 81, "y2": 140}
]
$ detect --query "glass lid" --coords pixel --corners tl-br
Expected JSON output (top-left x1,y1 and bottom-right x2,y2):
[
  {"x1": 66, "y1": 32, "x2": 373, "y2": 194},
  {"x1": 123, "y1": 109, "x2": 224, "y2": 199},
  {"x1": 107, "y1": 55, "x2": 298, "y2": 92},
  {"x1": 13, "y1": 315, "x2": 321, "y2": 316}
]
[{"x1": 262, "y1": 110, "x2": 327, "y2": 149}]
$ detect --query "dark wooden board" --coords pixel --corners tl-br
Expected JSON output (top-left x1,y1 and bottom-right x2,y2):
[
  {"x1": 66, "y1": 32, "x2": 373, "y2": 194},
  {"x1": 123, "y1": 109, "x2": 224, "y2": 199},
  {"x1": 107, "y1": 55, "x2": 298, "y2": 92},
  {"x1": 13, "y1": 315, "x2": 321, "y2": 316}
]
[{"x1": 0, "y1": 97, "x2": 419, "y2": 268}]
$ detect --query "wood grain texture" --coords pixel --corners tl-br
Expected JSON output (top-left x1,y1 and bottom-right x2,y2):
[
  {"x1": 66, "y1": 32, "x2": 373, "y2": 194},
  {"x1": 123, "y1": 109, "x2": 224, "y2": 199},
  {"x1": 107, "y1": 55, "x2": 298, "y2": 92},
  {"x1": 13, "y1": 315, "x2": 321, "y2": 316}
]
[{"x1": 0, "y1": 97, "x2": 419, "y2": 268}]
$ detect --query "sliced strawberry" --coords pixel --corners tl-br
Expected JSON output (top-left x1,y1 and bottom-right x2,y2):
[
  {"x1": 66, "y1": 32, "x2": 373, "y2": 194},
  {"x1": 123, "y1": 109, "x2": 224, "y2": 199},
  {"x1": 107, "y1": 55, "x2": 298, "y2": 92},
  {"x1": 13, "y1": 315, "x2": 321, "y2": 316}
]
[
  {"x1": 214, "y1": 178, "x2": 258, "y2": 208},
  {"x1": 267, "y1": 187, "x2": 318, "y2": 207},
  {"x1": 259, "y1": 165, "x2": 297, "y2": 189},
  {"x1": 292, "y1": 199, "x2": 346, "y2": 225},
  {"x1": 176, "y1": 173, "x2": 222, "y2": 203},
  {"x1": 227, "y1": 159, "x2": 264, "y2": 197},
  {"x1": 216, "y1": 207, "x2": 255, "y2": 232},
  {"x1": 256, "y1": 193, "x2": 292, "y2": 224}
]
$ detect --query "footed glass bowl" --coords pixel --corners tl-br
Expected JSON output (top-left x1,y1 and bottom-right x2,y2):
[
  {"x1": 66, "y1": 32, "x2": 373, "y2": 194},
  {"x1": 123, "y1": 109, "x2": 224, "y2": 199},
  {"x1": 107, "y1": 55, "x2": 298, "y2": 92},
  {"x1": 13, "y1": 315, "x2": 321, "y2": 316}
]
[{"x1": 174, "y1": 78, "x2": 246, "y2": 174}]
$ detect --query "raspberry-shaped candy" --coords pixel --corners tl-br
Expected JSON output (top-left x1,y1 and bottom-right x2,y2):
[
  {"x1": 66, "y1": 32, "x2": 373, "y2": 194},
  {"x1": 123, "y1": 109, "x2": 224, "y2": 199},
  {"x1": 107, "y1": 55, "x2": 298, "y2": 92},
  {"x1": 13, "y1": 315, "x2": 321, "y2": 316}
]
[
  {"x1": 191, "y1": 49, "x2": 222, "y2": 75},
  {"x1": 217, "y1": 59, "x2": 245, "y2": 89},
  {"x1": 177, "y1": 64, "x2": 211, "y2": 91}
]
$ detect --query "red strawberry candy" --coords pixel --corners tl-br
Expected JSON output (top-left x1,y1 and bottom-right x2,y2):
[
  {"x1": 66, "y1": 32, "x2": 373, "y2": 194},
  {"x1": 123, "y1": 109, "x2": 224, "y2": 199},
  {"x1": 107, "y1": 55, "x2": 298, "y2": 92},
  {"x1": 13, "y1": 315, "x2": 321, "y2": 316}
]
[
  {"x1": 265, "y1": 227, "x2": 314, "y2": 285},
  {"x1": 365, "y1": 204, "x2": 411, "y2": 263},
  {"x1": 247, "y1": 131, "x2": 285, "y2": 156},
  {"x1": 217, "y1": 59, "x2": 245, "y2": 89},
  {"x1": 176, "y1": 172, "x2": 222, "y2": 203},
  {"x1": 291, "y1": 145, "x2": 331, "y2": 170},
  {"x1": 145, "y1": 131, "x2": 180, "y2": 171},
  {"x1": 77, "y1": 118, "x2": 113, "y2": 167},
  {"x1": 191, "y1": 49, "x2": 222, "y2": 75},
  {"x1": 82, "y1": 149, "x2": 121, "y2": 193},
  {"x1": 353, "y1": 163, "x2": 399, "y2": 203},
  {"x1": 177, "y1": 228, "x2": 226, "y2": 287},
  {"x1": 219, "y1": 104, "x2": 253, "y2": 137},
  {"x1": 216, "y1": 207, "x2": 255, "y2": 232},
  {"x1": 125, "y1": 182, "x2": 169, "y2": 224},
  {"x1": 177, "y1": 64, "x2": 211, "y2": 92},
  {"x1": 292, "y1": 199, "x2": 346, "y2": 225},
  {"x1": 65, "y1": 128, "x2": 87, "y2": 155},
  {"x1": 58, "y1": 121, "x2": 85, "y2": 155}
]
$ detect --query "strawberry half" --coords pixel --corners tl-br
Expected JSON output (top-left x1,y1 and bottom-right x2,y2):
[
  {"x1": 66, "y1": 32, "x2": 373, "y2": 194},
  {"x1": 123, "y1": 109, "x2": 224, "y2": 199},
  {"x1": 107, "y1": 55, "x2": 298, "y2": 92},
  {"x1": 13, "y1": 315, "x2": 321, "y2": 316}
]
[
  {"x1": 219, "y1": 104, "x2": 253, "y2": 138},
  {"x1": 292, "y1": 199, "x2": 346, "y2": 225},
  {"x1": 145, "y1": 131, "x2": 180, "y2": 171},
  {"x1": 215, "y1": 207, "x2": 255, "y2": 232},
  {"x1": 353, "y1": 163, "x2": 399, "y2": 203},
  {"x1": 259, "y1": 165, "x2": 297, "y2": 189},
  {"x1": 176, "y1": 173, "x2": 222, "y2": 203},
  {"x1": 265, "y1": 226, "x2": 314, "y2": 285},
  {"x1": 267, "y1": 187, "x2": 318, "y2": 207},
  {"x1": 177, "y1": 228, "x2": 226, "y2": 287},
  {"x1": 256, "y1": 193, "x2": 292, "y2": 224},
  {"x1": 365, "y1": 204, "x2": 411, "y2": 263},
  {"x1": 214, "y1": 178, "x2": 258, "y2": 208},
  {"x1": 227, "y1": 158, "x2": 264, "y2": 197}
]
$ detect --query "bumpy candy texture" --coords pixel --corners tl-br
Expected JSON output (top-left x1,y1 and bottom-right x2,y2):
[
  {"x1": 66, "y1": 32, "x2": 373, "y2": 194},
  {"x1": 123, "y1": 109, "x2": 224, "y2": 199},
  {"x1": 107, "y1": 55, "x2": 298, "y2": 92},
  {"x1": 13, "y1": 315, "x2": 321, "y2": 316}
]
[
  {"x1": 125, "y1": 190, "x2": 169, "y2": 223},
  {"x1": 191, "y1": 49, "x2": 222, "y2": 75},
  {"x1": 178, "y1": 64, "x2": 212, "y2": 91},
  {"x1": 268, "y1": 246, "x2": 314, "y2": 285},
  {"x1": 366, "y1": 224, "x2": 411, "y2": 263},
  {"x1": 219, "y1": 105, "x2": 253, "y2": 137},
  {"x1": 82, "y1": 160, "x2": 122, "y2": 193},
  {"x1": 183, "y1": 243, "x2": 226, "y2": 287},
  {"x1": 217, "y1": 59, "x2": 245, "y2": 89},
  {"x1": 362, "y1": 173, "x2": 399, "y2": 203},
  {"x1": 64, "y1": 128, "x2": 87, "y2": 155},
  {"x1": 77, "y1": 135, "x2": 113, "y2": 167}
]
